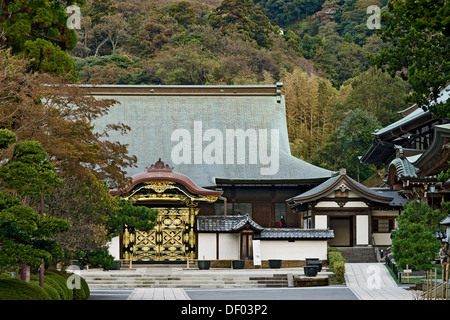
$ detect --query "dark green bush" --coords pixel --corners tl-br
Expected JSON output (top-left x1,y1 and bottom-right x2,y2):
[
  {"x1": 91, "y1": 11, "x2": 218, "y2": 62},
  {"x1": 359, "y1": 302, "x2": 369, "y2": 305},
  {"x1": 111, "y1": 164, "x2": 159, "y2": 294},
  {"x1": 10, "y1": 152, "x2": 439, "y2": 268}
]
[
  {"x1": 30, "y1": 274, "x2": 61, "y2": 300},
  {"x1": 0, "y1": 279, "x2": 50, "y2": 300},
  {"x1": 49, "y1": 269, "x2": 90, "y2": 300},
  {"x1": 327, "y1": 247, "x2": 346, "y2": 284},
  {"x1": 76, "y1": 247, "x2": 115, "y2": 270},
  {"x1": 73, "y1": 275, "x2": 90, "y2": 300},
  {"x1": 45, "y1": 271, "x2": 73, "y2": 300},
  {"x1": 0, "y1": 269, "x2": 90, "y2": 300}
]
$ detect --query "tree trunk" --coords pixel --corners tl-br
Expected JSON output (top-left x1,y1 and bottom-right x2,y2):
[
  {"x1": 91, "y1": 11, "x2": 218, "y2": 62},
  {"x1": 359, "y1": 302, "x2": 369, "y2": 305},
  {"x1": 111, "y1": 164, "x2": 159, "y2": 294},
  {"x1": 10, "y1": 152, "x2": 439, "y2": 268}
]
[{"x1": 20, "y1": 264, "x2": 30, "y2": 282}]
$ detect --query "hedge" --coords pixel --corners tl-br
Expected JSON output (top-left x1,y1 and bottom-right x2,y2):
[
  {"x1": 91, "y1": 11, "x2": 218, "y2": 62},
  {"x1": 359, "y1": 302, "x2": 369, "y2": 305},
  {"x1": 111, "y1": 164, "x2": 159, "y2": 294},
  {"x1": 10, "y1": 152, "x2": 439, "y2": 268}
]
[
  {"x1": 0, "y1": 270, "x2": 90, "y2": 300},
  {"x1": 0, "y1": 279, "x2": 51, "y2": 300},
  {"x1": 48, "y1": 269, "x2": 90, "y2": 300},
  {"x1": 327, "y1": 247, "x2": 346, "y2": 284}
]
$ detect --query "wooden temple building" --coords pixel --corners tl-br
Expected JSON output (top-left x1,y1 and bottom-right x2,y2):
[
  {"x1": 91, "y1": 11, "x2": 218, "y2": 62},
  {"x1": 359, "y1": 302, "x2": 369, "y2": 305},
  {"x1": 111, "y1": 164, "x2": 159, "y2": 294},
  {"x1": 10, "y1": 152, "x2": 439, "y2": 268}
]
[
  {"x1": 93, "y1": 84, "x2": 336, "y2": 263},
  {"x1": 361, "y1": 84, "x2": 450, "y2": 243},
  {"x1": 91, "y1": 84, "x2": 411, "y2": 264},
  {"x1": 361, "y1": 84, "x2": 450, "y2": 206}
]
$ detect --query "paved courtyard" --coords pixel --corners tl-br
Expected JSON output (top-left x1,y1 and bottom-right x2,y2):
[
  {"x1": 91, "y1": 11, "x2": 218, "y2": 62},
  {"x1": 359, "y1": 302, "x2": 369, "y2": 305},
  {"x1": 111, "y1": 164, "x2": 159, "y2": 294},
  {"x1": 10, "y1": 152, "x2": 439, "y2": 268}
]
[{"x1": 88, "y1": 263, "x2": 416, "y2": 301}]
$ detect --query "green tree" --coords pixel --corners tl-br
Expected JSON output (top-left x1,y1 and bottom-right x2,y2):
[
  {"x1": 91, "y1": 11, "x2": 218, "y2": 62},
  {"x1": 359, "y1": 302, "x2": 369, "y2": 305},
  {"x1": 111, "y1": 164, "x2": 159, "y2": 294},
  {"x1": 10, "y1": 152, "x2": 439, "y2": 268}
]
[
  {"x1": 371, "y1": 0, "x2": 450, "y2": 118},
  {"x1": 209, "y1": 0, "x2": 276, "y2": 48},
  {"x1": 167, "y1": 1, "x2": 199, "y2": 28},
  {"x1": 391, "y1": 200, "x2": 446, "y2": 270},
  {"x1": 107, "y1": 200, "x2": 157, "y2": 238},
  {"x1": 341, "y1": 67, "x2": 409, "y2": 126},
  {"x1": 311, "y1": 108, "x2": 381, "y2": 182},
  {"x1": 0, "y1": 141, "x2": 62, "y2": 198},
  {"x1": 0, "y1": 130, "x2": 70, "y2": 272},
  {"x1": 0, "y1": 193, "x2": 70, "y2": 269},
  {"x1": 0, "y1": 0, "x2": 85, "y2": 75}
]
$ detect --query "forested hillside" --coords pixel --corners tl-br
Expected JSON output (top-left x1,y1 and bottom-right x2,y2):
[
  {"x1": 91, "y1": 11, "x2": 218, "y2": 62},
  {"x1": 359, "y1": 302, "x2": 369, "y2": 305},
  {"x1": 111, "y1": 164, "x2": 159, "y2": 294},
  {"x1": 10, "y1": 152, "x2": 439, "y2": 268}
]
[{"x1": 70, "y1": 0, "x2": 412, "y2": 184}]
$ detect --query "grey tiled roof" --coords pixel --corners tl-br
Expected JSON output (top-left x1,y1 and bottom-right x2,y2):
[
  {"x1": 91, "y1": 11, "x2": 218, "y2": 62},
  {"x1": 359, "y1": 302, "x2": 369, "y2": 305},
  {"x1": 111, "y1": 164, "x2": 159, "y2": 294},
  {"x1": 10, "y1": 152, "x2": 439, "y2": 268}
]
[
  {"x1": 288, "y1": 173, "x2": 394, "y2": 204},
  {"x1": 91, "y1": 85, "x2": 334, "y2": 187},
  {"x1": 388, "y1": 157, "x2": 418, "y2": 179},
  {"x1": 440, "y1": 215, "x2": 450, "y2": 225},
  {"x1": 197, "y1": 214, "x2": 264, "y2": 232},
  {"x1": 374, "y1": 84, "x2": 449, "y2": 137},
  {"x1": 196, "y1": 214, "x2": 334, "y2": 240},
  {"x1": 257, "y1": 228, "x2": 334, "y2": 240},
  {"x1": 371, "y1": 189, "x2": 410, "y2": 207}
]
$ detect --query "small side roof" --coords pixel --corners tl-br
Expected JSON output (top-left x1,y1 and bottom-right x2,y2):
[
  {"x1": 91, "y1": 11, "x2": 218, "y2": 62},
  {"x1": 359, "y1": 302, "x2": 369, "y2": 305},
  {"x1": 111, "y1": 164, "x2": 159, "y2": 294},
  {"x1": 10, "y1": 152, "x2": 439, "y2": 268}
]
[
  {"x1": 196, "y1": 214, "x2": 334, "y2": 240},
  {"x1": 256, "y1": 228, "x2": 334, "y2": 240},
  {"x1": 197, "y1": 214, "x2": 264, "y2": 233},
  {"x1": 287, "y1": 170, "x2": 394, "y2": 206}
]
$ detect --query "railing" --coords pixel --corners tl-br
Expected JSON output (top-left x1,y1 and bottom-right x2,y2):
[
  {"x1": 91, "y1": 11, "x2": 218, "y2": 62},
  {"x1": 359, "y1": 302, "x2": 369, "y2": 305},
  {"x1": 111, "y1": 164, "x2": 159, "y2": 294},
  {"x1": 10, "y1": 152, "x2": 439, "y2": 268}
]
[
  {"x1": 372, "y1": 236, "x2": 382, "y2": 263},
  {"x1": 385, "y1": 254, "x2": 400, "y2": 281}
]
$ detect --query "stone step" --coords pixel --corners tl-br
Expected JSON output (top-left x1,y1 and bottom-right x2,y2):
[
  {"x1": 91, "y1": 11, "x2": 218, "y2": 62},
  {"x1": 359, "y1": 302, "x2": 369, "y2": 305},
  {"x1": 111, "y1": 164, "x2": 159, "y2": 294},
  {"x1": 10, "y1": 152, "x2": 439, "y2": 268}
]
[
  {"x1": 336, "y1": 247, "x2": 378, "y2": 263},
  {"x1": 81, "y1": 272, "x2": 291, "y2": 289}
]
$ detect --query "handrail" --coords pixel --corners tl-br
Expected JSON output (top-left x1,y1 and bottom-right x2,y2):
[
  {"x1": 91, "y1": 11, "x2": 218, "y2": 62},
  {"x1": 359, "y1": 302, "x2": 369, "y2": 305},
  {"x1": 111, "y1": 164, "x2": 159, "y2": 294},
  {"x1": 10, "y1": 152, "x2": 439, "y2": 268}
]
[{"x1": 372, "y1": 236, "x2": 382, "y2": 262}]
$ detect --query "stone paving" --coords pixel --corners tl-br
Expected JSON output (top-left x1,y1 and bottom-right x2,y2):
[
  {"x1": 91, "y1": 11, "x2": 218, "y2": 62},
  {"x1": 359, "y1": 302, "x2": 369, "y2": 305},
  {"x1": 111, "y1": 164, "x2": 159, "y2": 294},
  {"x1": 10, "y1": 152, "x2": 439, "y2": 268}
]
[
  {"x1": 127, "y1": 287, "x2": 191, "y2": 300},
  {"x1": 344, "y1": 263, "x2": 414, "y2": 300},
  {"x1": 120, "y1": 263, "x2": 415, "y2": 300}
]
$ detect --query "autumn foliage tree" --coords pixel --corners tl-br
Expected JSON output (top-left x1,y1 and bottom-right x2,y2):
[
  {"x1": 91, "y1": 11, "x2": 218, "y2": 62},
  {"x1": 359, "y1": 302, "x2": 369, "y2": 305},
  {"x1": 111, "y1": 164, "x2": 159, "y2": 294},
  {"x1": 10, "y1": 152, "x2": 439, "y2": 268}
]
[{"x1": 0, "y1": 50, "x2": 136, "y2": 255}]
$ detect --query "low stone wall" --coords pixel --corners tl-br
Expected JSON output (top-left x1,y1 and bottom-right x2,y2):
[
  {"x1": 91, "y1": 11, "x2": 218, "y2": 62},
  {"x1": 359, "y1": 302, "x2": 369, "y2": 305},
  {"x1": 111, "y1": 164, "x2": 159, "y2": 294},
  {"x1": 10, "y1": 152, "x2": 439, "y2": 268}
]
[{"x1": 294, "y1": 276, "x2": 329, "y2": 287}]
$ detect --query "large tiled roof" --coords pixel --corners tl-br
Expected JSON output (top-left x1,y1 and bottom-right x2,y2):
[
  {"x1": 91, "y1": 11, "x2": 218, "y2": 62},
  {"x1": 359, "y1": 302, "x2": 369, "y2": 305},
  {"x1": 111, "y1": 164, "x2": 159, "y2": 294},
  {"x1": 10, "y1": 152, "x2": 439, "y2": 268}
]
[{"x1": 91, "y1": 84, "x2": 334, "y2": 187}]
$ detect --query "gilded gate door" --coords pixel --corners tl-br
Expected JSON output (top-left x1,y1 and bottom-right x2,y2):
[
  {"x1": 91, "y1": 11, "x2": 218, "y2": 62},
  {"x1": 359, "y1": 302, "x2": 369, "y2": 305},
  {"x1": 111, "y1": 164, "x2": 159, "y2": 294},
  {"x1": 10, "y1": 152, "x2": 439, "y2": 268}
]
[{"x1": 123, "y1": 207, "x2": 195, "y2": 262}]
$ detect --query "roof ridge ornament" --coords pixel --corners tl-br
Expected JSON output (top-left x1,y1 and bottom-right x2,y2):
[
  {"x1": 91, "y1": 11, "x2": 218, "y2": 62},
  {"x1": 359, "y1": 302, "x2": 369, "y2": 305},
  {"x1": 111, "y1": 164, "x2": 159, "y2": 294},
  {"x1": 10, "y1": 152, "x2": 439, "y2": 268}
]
[{"x1": 147, "y1": 158, "x2": 173, "y2": 171}]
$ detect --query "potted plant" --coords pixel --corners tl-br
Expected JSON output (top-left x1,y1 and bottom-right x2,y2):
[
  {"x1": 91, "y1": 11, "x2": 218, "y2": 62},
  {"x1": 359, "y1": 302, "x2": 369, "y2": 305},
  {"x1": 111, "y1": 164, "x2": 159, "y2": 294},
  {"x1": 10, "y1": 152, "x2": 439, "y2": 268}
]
[
  {"x1": 198, "y1": 260, "x2": 210, "y2": 270},
  {"x1": 268, "y1": 259, "x2": 282, "y2": 269},
  {"x1": 232, "y1": 260, "x2": 245, "y2": 269},
  {"x1": 304, "y1": 265, "x2": 319, "y2": 277}
]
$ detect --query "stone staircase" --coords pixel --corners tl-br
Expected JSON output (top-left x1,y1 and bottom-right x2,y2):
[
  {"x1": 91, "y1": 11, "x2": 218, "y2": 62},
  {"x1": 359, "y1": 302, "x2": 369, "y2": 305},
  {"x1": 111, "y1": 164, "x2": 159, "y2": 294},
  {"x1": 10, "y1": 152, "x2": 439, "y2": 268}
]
[
  {"x1": 80, "y1": 270, "x2": 290, "y2": 289},
  {"x1": 336, "y1": 247, "x2": 378, "y2": 263}
]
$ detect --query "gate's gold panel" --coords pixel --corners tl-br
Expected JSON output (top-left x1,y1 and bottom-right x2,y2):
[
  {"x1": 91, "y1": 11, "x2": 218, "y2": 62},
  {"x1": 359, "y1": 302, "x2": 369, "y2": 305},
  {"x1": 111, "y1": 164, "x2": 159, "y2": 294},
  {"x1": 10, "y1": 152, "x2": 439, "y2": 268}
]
[{"x1": 125, "y1": 207, "x2": 195, "y2": 262}]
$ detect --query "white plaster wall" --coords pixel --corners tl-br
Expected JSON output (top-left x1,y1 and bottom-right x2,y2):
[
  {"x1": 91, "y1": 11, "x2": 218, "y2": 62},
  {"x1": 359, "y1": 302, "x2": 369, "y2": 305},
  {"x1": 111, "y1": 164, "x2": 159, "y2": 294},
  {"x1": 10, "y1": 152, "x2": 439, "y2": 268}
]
[
  {"x1": 197, "y1": 233, "x2": 217, "y2": 260},
  {"x1": 219, "y1": 233, "x2": 240, "y2": 260},
  {"x1": 107, "y1": 236, "x2": 121, "y2": 260},
  {"x1": 373, "y1": 233, "x2": 392, "y2": 246},
  {"x1": 356, "y1": 215, "x2": 369, "y2": 245},
  {"x1": 315, "y1": 201, "x2": 339, "y2": 208},
  {"x1": 344, "y1": 201, "x2": 368, "y2": 208},
  {"x1": 260, "y1": 240, "x2": 328, "y2": 260},
  {"x1": 315, "y1": 215, "x2": 328, "y2": 229}
]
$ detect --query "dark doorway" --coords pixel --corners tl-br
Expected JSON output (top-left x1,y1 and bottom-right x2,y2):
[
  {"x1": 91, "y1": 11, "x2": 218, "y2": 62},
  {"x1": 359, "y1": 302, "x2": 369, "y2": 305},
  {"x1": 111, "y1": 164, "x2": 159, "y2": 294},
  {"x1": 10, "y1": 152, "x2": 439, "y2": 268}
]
[
  {"x1": 329, "y1": 217, "x2": 352, "y2": 246},
  {"x1": 240, "y1": 231, "x2": 254, "y2": 260}
]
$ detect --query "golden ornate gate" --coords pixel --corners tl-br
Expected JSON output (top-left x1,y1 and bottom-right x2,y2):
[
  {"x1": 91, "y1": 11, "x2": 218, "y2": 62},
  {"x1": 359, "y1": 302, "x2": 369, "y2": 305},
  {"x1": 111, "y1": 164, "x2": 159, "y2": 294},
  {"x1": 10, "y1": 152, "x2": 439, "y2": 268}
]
[{"x1": 122, "y1": 207, "x2": 198, "y2": 262}]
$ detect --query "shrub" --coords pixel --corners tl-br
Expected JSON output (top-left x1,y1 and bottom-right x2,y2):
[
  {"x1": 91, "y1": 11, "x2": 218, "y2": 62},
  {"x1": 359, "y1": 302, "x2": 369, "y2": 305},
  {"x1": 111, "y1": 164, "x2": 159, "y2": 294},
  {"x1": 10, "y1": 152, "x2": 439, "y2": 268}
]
[
  {"x1": 45, "y1": 271, "x2": 73, "y2": 300},
  {"x1": 41, "y1": 283, "x2": 61, "y2": 300},
  {"x1": 328, "y1": 247, "x2": 346, "y2": 284},
  {"x1": 77, "y1": 247, "x2": 115, "y2": 270},
  {"x1": 50, "y1": 269, "x2": 90, "y2": 300},
  {"x1": 0, "y1": 279, "x2": 50, "y2": 300},
  {"x1": 30, "y1": 274, "x2": 61, "y2": 300},
  {"x1": 73, "y1": 275, "x2": 90, "y2": 300}
]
